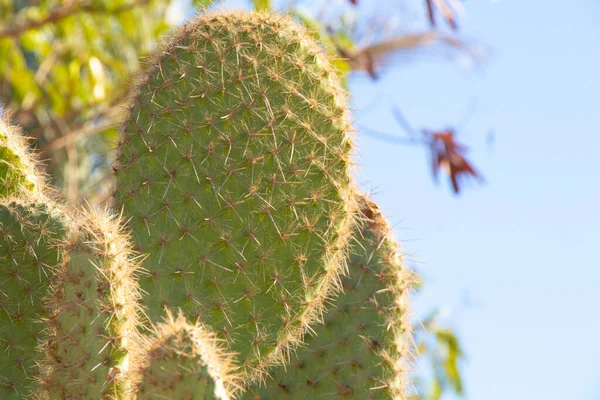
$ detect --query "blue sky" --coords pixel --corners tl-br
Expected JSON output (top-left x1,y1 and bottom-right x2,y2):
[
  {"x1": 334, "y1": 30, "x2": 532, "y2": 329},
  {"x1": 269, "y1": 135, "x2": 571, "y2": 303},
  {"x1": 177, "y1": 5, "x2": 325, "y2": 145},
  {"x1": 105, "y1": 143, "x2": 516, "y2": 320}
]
[{"x1": 174, "y1": 1, "x2": 600, "y2": 398}]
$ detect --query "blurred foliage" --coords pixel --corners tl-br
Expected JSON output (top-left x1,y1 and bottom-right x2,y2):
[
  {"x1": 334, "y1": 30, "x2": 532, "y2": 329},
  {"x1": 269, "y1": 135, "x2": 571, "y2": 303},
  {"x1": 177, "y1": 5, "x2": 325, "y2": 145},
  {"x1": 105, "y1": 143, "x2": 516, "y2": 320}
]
[
  {"x1": 0, "y1": 0, "x2": 466, "y2": 398},
  {"x1": 410, "y1": 305, "x2": 465, "y2": 400},
  {"x1": 0, "y1": 0, "x2": 172, "y2": 202},
  {"x1": 291, "y1": 9, "x2": 353, "y2": 82},
  {"x1": 251, "y1": 0, "x2": 270, "y2": 11}
]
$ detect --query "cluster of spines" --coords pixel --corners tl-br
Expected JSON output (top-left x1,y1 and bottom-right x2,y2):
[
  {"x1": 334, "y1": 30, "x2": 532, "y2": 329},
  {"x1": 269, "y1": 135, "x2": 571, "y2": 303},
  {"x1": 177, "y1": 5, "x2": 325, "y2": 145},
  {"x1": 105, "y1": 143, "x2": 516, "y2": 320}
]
[
  {"x1": 113, "y1": 11, "x2": 357, "y2": 383},
  {"x1": 243, "y1": 193, "x2": 414, "y2": 399},
  {"x1": 132, "y1": 310, "x2": 241, "y2": 400},
  {"x1": 37, "y1": 208, "x2": 142, "y2": 399}
]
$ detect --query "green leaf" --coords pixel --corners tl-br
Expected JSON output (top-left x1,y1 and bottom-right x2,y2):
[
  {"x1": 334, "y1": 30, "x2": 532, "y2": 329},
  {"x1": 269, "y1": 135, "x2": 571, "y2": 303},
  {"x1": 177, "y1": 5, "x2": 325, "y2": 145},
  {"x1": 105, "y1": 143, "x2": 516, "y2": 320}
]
[
  {"x1": 435, "y1": 329, "x2": 465, "y2": 394},
  {"x1": 192, "y1": 0, "x2": 214, "y2": 6},
  {"x1": 252, "y1": 0, "x2": 271, "y2": 10},
  {"x1": 20, "y1": 31, "x2": 45, "y2": 52},
  {"x1": 290, "y1": 10, "x2": 352, "y2": 86},
  {"x1": 430, "y1": 376, "x2": 443, "y2": 400}
]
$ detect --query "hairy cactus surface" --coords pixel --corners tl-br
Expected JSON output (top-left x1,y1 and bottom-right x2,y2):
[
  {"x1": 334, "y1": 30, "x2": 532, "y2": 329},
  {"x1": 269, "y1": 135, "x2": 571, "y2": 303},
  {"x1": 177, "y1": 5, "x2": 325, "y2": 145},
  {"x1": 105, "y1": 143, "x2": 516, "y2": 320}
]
[
  {"x1": 0, "y1": 199, "x2": 69, "y2": 399},
  {"x1": 243, "y1": 194, "x2": 414, "y2": 399},
  {"x1": 0, "y1": 118, "x2": 40, "y2": 198},
  {"x1": 114, "y1": 11, "x2": 355, "y2": 379},
  {"x1": 0, "y1": 8, "x2": 418, "y2": 400},
  {"x1": 38, "y1": 209, "x2": 141, "y2": 399},
  {"x1": 133, "y1": 311, "x2": 240, "y2": 400}
]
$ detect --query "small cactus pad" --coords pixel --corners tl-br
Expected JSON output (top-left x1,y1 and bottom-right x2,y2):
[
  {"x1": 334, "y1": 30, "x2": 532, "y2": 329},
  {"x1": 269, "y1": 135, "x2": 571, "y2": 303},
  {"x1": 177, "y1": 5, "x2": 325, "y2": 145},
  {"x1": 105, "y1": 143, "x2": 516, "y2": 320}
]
[
  {"x1": 0, "y1": 118, "x2": 40, "y2": 198},
  {"x1": 0, "y1": 200, "x2": 69, "y2": 399},
  {"x1": 114, "y1": 11, "x2": 355, "y2": 379},
  {"x1": 244, "y1": 195, "x2": 414, "y2": 399},
  {"x1": 39, "y1": 209, "x2": 141, "y2": 399},
  {"x1": 133, "y1": 311, "x2": 240, "y2": 400}
]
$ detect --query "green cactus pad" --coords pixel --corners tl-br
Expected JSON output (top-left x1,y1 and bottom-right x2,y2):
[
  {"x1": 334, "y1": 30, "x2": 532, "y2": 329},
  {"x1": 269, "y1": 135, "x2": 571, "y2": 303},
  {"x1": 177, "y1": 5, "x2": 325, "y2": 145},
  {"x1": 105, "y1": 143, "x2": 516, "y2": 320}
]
[
  {"x1": 0, "y1": 199, "x2": 69, "y2": 399},
  {"x1": 133, "y1": 311, "x2": 240, "y2": 400},
  {"x1": 244, "y1": 195, "x2": 414, "y2": 399},
  {"x1": 39, "y1": 209, "x2": 141, "y2": 399},
  {"x1": 0, "y1": 118, "x2": 40, "y2": 198},
  {"x1": 114, "y1": 11, "x2": 355, "y2": 380}
]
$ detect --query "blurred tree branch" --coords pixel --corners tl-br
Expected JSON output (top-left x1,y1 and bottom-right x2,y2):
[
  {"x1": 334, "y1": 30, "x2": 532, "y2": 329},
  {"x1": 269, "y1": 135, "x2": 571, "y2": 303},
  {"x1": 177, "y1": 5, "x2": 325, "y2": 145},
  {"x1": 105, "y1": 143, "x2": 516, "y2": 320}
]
[
  {"x1": 40, "y1": 102, "x2": 125, "y2": 154},
  {"x1": 0, "y1": 0, "x2": 152, "y2": 39},
  {"x1": 360, "y1": 105, "x2": 485, "y2": 195}
]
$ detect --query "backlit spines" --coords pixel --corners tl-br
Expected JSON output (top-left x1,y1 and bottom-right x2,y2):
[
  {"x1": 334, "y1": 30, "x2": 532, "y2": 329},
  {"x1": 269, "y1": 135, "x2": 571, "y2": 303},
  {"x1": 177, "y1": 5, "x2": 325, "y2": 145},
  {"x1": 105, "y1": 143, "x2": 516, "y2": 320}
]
[
  {"x1": 0, "y1": 8, "x2": 421, "y2": 400},
  {"x1": 132, "y1": 310, "x2": 241, "y2": 400},
  {"x1": 0, "y1": 117, "x2": 42, "y2": 198},
  {"x1": 243, "y1": 194, "x2": 415, "y2": 399},
  {"x1": 0, "y1": 199, "x2": 70, "y2": 399},
  {"x1": 39, "y1": 208, "x2": 142, "y2": 399},
  {"x1": 114, "y1": 11, "x2": 356, "y2": 381}
]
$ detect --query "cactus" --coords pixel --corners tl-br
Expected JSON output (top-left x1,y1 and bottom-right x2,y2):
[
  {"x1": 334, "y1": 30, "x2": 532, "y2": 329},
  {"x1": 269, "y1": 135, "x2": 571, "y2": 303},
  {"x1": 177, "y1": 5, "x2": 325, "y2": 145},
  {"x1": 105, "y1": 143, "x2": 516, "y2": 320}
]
[
  {"x1": 243, "y1": 194, "x2": 414, "y2": 399},
  {"x1": 0, "y1": 9, "x2": 418, "y2": 400},
  {"x1": 0, "y1": 199, "x2": 70, "y2": 399},
  {"x1": 0, "y1": 117, "x2": 40, "y2": 198},
  {"x1": 113, "y1": 11, "x2": 356, "y2": 380},
  {"x1": 37, "y1": 209, "x2": 141, "y2": 399},
  {"x1": 132, "y1": 310, "x2": 241, "y2": 400}
]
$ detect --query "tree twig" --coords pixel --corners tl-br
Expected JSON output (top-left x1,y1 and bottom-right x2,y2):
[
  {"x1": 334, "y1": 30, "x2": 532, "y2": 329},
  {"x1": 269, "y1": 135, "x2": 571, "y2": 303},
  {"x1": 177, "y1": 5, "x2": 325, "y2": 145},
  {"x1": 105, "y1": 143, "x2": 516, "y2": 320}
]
[
  {"x1": 53, "y1": 116, "x2": 78, "y2": 202},
  {"x1": 0, "y1": 0, "x2": 152, "y2": 39},
  {"x1": 357, "y1": 124, "x2": 425, "y2": 146},
  {"x1": 40, "y1": 104, "x2": 125, "y2": 154}
]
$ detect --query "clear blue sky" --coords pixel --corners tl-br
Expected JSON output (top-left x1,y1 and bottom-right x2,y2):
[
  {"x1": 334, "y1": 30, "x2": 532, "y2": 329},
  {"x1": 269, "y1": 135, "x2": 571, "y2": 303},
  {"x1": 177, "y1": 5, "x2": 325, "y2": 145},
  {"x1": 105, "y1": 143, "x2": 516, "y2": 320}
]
[{"x1": 185, "y1": 1, "x2": 600, "y2": 398}]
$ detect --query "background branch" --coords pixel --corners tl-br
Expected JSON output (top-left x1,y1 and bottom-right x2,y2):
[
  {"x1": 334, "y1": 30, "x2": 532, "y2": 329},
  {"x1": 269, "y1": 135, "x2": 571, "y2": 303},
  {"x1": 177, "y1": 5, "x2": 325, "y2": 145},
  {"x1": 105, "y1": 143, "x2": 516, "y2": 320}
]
[
  {"x1": 40, "y1": 104, "x2": 125, "y2": 154},
  {"x1": 0, "y1": 0, "x2": 152, "y2": 39}
]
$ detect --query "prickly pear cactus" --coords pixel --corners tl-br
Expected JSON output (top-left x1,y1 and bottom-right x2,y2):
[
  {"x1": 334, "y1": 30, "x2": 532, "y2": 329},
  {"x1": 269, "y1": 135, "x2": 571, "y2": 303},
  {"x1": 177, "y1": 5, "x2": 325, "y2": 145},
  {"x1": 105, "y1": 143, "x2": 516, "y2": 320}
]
[
  {"x1": 38, "y1": 209, "x2": 141, "y2": 399},
  {"x1": 0, "y1": 118, "x2": 40, "y2": 198},
  {"x1": 133, "y1": 311, "x2": 240, "y2": 400},
  {"x1": 114, "y1": 11, "x2": 355, "y2": 380},
  {"x1": 0, "y1": 199, "x2": 69, "y2": 399},
  {"x1": 244, "y1": 194, "x2": 414, "y2": 399}
]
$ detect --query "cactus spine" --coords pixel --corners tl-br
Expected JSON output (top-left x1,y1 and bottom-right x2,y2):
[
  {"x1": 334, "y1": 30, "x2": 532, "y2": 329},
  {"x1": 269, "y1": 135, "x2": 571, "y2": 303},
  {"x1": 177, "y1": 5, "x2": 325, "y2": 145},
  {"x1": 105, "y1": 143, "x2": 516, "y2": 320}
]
[
  {"x1": 0, "y1": 199, "x2": 70, "y2": 399},
  {"x1": 38, "y1": 209, "x2": 141, "y2": 399},
  {"x1": 114, "y1": 11, "x2": 356, "y2": 381},
  {"x1": 133, "y1": 310, "x2": 241, "y2": 400},
  {"x1": 244, "y1": 194, "x2": 414, "y2": 399}
]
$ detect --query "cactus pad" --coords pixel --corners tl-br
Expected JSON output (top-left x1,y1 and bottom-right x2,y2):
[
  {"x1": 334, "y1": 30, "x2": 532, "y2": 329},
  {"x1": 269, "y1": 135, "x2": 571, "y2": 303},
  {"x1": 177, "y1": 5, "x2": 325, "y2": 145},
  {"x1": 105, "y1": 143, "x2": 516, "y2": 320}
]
[
  {"x1": 114, "y1": 11, "x2": 355, "y2": 380},
  {"x1": 133, "y1": 311, "x2": 240, "y2": 400},
  {"x1": 0, "y1": 199, "x2": 69, "y2": 399},
  {"x1": 0, "y1": 118, "x2": 40, "y2": 198},
  {"x1": 244, "y1": 195, "x2": 414, "y2": 399},
  {"x1": 39, "y1": 209, "x2": 141, "y2": 399}
]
